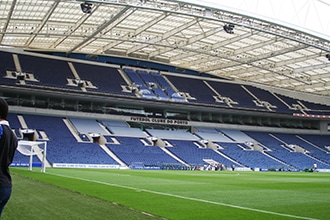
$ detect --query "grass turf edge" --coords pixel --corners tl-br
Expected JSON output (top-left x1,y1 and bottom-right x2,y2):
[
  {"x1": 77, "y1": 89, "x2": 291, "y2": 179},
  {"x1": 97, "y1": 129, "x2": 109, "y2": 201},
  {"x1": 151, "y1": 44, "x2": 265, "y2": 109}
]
[{"x1": 4, "y1": 168, "x2": 164, "y2": 220}]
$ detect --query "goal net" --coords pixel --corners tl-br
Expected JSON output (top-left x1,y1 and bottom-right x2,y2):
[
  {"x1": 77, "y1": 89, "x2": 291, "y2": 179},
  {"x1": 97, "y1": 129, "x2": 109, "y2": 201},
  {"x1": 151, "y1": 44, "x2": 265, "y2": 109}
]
[{"x1": 17, "y1": 141, "x2": 48, "y2": 173}]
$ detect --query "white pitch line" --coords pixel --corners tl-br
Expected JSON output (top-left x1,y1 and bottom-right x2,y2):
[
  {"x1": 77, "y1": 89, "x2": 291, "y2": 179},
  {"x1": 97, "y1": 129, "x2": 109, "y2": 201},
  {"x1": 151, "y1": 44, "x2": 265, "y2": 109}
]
[{"x1": 47, "y1": 172, "x2": 318, "y2": 220}]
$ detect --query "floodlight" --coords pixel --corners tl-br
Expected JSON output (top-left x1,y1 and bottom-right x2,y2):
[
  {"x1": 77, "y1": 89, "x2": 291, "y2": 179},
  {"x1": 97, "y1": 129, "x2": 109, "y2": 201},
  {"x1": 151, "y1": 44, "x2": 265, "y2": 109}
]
[
  {"x1": 80, "y1": 2, "x2": 92, "y2": 14},
  {"x1": 223, "y1": 24, "x2": 235, "y2": 34},
  {"x1": 326, "y1": 54, "x2": 330, "y2": 61}
]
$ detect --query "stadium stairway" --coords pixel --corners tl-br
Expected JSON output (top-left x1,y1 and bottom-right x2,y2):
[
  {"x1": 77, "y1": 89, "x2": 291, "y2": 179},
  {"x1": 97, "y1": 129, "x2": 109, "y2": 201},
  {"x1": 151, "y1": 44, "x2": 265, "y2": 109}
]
[{"x1": 98, "y1": 144, "x2": 128, "y2": 168}]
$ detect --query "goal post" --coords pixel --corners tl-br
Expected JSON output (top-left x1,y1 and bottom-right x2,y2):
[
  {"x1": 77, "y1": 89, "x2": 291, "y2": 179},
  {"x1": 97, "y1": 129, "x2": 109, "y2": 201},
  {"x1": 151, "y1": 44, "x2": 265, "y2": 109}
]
[{"x1": 17, "y1": 140, "x2": 48, "y2": 173}]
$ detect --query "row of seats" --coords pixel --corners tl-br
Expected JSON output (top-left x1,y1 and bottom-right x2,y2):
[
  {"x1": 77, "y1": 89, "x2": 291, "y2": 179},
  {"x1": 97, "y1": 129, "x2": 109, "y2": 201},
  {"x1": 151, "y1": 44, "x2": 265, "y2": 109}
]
[
  {"x1": 244, "y1": 131, "x2": 330, "y2": 169},
  {"x1": 1, "y1": 50, "x2": 330, "y2": 115},
  {"x1": 107, "y1": 137, "x2": 180, "y2": 167},
  {"x1": 10, "y1": 114, "x2": 330, "y2": 170},
  {"x1": 123, "y1": 67, "x2": 184, "y2": 101},
  {"x1": 12, "y1": 114, "x2": 119, "y2": 165}
]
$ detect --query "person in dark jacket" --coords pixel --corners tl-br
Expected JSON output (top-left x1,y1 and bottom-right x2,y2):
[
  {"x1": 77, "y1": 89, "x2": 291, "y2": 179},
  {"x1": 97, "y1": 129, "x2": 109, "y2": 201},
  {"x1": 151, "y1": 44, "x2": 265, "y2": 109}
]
[{"x1": 0, "y1": 98, "x2": 17, "y2": 216}]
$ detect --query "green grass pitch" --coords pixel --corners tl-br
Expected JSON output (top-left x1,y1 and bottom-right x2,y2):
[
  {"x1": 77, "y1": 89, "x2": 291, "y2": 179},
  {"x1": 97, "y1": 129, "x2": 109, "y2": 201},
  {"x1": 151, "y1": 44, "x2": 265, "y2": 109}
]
[{"x1": 3, "y1": 168, "x2": 330, "y2": 220}]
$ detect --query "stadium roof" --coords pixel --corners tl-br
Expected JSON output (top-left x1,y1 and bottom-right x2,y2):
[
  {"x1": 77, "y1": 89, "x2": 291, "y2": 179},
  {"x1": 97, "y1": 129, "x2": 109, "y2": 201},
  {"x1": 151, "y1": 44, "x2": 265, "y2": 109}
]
[{"x1": 1, "y1": 0, "x2": 330, "y2": 96}]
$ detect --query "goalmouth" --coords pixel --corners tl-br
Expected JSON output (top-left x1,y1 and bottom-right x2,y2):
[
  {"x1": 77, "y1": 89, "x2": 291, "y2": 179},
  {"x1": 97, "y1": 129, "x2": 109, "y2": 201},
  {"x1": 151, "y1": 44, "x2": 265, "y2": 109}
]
[{"x1": 17, "y1": 141, "x2": 48, "y2": 173}]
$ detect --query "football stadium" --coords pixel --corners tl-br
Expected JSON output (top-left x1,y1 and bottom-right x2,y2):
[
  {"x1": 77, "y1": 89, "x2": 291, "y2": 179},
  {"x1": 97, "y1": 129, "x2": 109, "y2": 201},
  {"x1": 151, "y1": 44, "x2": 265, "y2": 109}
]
[{"x1": 0, "y1": 0, "x2": 330, "y2": 219}]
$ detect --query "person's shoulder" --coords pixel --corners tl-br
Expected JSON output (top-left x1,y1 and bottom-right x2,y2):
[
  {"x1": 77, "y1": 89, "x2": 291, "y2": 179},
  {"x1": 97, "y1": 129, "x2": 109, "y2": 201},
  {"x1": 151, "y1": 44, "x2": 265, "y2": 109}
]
[{"x1": 1, "y1": 123, "x2": 14, "y2": 136}]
